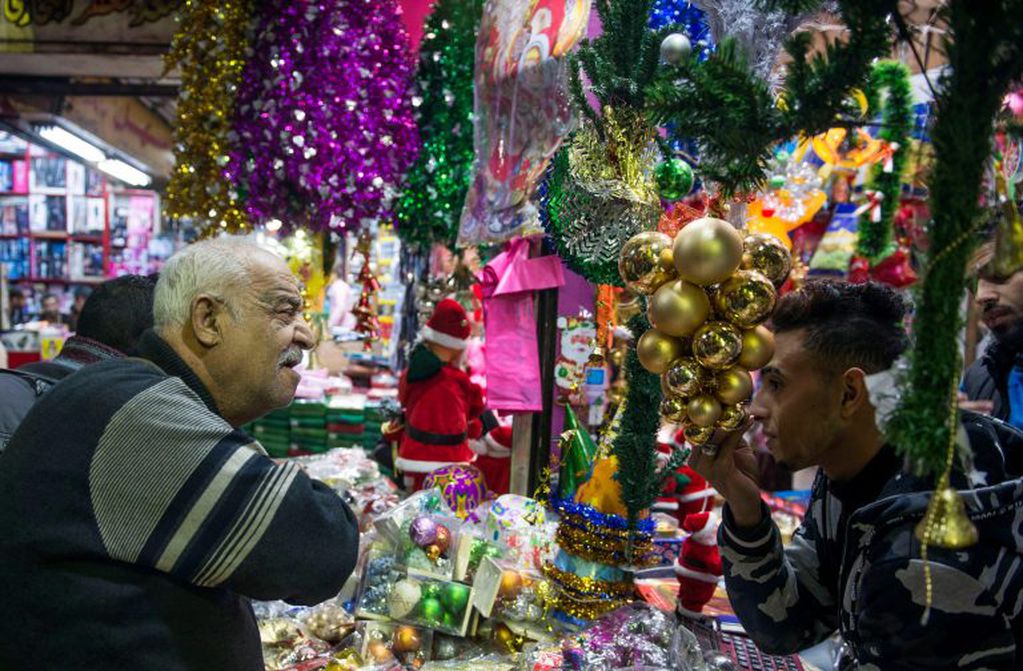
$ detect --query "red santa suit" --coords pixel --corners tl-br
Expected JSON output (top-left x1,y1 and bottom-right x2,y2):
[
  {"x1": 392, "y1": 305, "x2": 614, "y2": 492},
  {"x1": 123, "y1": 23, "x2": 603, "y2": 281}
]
[
  {"x1": 675, "y1": 511, "x2": 723, "y2": 618},
  {"x1": 396, "y1": 300, "x2": 485, "y2": 491},
  {"x1": 472, "y1": 424, "x2": 512, "y2": 495},
  {"x1": 653, "y1": 428, "x2": 716, "y2": 525}
]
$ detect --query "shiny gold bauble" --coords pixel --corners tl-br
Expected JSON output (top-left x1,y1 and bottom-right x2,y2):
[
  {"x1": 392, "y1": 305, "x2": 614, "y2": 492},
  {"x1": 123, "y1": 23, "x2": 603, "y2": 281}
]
[
  {"x1": 636, "y1": 329, "x2": 685, "y2": 374},
  {"x1": 742, "y1": 233, "x2": 793, "y2": 284},
  {"x1": 434, "y1": 525, "x2": 452, "y2": 554},
  {"x1": 717, "y1": 403, "x2": 747, "y2": 430},
  {"x1": 687, "y1": 394, "x2": 722, "y2": 428},
  {"x1": 392, "y1": 626, "x2": 422, "y2": 653},
  {"x1": 713, "y1": 269, "x2": 777, "y2": 328},
  {"x1": 493, "y1": 622, "x2": 522, "y2": 653},
  {"x1": 425, "y1": 544, "x2": 442, "y2": 562},
  {"x1": 692, "y1": 321, "x2": 743, "y2": 370},
  {"x1": 715, "y1": 366, "x2": 754, "y2": 405},
  {"x1": 673, "y1": 217, "x2": 744, "y2": 286},
  {"x1": 683, "y1": 424, "x2": 715, "y2": 445},
  {"x1": 648, "y1": 280, "x2": 711, "y2": 337},
  {"x1": 664, "y1": 357, "x2": 709, "y2": 398},
  {"x1": 660, "y1": 395, "x2": 689, "y2": 423},
  {"x1": 367, "y1": 640, "x2": 395, "y2": 663},
  {"x1": 914, "y1": 485, "x2": 979, "y2": 549},
  {"x1": 738, "y1": 325, "x2": 775, "y2": 370},
  {"x1": 619, "y1": 231, "x2": 678, "y2": 295},
  {"x1": 498, "y1": 569, "x2": 523, "y2": 599}
]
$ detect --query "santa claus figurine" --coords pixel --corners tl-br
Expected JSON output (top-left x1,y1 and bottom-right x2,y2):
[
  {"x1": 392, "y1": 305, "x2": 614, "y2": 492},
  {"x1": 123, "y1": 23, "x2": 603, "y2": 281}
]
[
  {"x1": 395, "y1": 299, "x2": 485, "y2": 491},
  {"x1": 472, "y1": 423, "x2": 512, "y2": 495},
  {"x1": 675, "y1": 511, "x2": 723, "y2": 618},
  {"x1": 654, "y1": 428, "x2": 717, "y2": 525}
]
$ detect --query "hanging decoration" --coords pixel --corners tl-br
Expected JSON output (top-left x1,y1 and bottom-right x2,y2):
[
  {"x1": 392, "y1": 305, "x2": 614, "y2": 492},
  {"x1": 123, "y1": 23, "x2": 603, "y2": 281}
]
[
  {"x1": 394, "y1": 0, "x2": 484, "y2": 251},
  {"x1": 351, "y1": 229, "x2": 382, "y2": 350},
  {"x1": 848, "y1": 61, "x2": 917, "y2": 287},
  {"x1": 558, "y1": 405, "x2": 599, "y2": 500},
  {"x1": 621, "y1": 219, "x2": 789, "y2": 447},
  {"x1": 226, "y1": 0, "x2": 419, "y2": 234},
  {"x1": 458, "y1": 0, "x2": 591, "y2": 245},
  {"x1": 647, "y1": 0, "x2": 896, "y2": 196},
  {"x1": 164, "y1": 0, "x2": 255, "y2": 232}
]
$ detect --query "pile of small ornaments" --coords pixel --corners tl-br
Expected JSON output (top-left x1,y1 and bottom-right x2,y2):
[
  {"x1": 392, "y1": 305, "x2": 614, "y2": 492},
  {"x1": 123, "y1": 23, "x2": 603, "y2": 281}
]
[{"x1": 618, "y1": 218, "x2": 791, "y2": 445}]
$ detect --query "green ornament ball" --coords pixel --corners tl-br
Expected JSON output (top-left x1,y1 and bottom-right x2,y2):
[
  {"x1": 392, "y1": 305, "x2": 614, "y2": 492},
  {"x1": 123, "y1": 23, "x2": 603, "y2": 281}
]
[
  {"x1": 655, "y1": 159, "x2": 694, "y2": 201},
  {"x1": 441, "y1": 610, "x2": 458, "y2": 630},
  {"x1": 440, "y1": 583, "x2": 470, "y2": 614},
  {"x1": 420, "y1": 582, "x2": 441, "y2": 599},
  {"x1": 419, "y1": 596, "x2": 444, "y2": 624},
  {"x1": 768, "y1": 175, "x2": 786, "y2": 190}
]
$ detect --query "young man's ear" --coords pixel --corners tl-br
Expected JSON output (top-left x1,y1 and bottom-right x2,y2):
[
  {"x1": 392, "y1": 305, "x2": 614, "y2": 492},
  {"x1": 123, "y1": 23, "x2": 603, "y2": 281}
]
[
  {"x1": 839, "y1": 368, "x2": 869, "y2": 418},
  {"x1": 190, "y1": 294, "x2": 224, "y2": 348}
]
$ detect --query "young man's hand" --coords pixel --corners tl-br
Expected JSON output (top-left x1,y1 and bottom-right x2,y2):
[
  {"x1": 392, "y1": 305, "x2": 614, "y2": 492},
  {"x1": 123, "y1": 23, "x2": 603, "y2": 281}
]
[
  {"x1": 688, "y1": 423, "x2": 764, "y2": 528},
  {"x1": 957, "y1": 392, "x2": 994, "y2": 415}
]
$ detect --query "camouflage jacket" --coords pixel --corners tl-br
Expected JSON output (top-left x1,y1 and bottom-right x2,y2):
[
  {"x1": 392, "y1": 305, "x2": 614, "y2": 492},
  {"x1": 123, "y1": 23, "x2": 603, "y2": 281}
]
[{"x1": 718, "y1": 412, "x2": 1023, "y2": 670}]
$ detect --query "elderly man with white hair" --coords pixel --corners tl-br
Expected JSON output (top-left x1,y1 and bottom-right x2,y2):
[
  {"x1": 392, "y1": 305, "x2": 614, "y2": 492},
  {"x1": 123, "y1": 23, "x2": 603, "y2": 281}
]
[{"x1": 0, "y1": 237, "x2": 360, "y2": 670}]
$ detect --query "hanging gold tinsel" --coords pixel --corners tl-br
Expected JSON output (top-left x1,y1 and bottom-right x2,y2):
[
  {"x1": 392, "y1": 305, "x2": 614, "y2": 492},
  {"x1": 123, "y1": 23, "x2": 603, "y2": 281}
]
[{"x1": 164, "y1": 0, "x2": 255, "y2": 233}]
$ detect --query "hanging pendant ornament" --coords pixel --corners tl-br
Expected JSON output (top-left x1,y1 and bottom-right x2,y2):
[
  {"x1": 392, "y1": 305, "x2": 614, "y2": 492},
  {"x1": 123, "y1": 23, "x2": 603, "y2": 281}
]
[
  {"x1": 351, "y1": 228, "x2": 382, "y2": 350},
  {"x1": 914, "y1": 481, "x2": 979, "y2": 549},
  {"x1": 655, "y1": 158, "x2": 695, "y2": 202},
  {"x1": 659, "y1": 32, "x2": 692, "y2": 65}
]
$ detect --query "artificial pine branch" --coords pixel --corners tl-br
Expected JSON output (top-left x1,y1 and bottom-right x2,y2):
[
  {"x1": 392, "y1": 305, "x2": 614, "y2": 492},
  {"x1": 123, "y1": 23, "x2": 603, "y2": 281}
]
[
  {"x1": 610, "y1": 309, "x2": 665, "y2": 529},
  {"x1": 888, "y1": 0, "x2": 1023, "y2": 476}
]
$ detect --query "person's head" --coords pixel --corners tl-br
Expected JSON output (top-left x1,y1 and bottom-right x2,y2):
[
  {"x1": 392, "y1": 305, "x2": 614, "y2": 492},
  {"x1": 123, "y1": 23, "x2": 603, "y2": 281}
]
[
  {"x1": 72, "y1": 287, "x2": 91, "y2": 312},
  {"x1": 9, "y1": 289, "x2": 24, "y2": 309},
  {"x1": 973, "y1": 242, "x2": 1023, "y2": 344},
  {"x1": 154, "y1": 237, "x2": 315, "y2": 427},
  {"x1": 75, "y1": 275, "x2": 156, "y2": 353},
  {"x1": 749, "y1": 280, "x2": 907, "y2": 480},
  {"x1": 40, "y1": 293, "x2": 59, "y2": 318},
  {"x1": 421, "y1": 298, "x2": 470, "y2": 363}
]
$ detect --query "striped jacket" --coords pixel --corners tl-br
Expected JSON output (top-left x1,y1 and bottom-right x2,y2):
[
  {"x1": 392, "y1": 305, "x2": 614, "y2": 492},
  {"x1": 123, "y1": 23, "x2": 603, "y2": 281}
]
[
  {"x1": 719, "y1": 412, "x2": 1023, "y2": 670},
  {"x1": 0, "y1": 330, "x2": 360, "y2": 670}
]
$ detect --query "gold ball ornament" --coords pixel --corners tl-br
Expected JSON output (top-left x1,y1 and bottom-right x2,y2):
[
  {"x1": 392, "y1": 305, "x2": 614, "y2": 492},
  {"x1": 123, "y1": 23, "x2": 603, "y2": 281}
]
[
  {"x1": 393, "y1": 626, "x2": 423, "y2": 653},
  {"x1": 648, "y1": 280, "x2": 711, "y2": 337},
  {"x1": 367, "y1": 640, "x2": 395, "y2": 663},
  {"x1": 692, "y1": 321, "x2": 743, "y2": 370},
  {"x1": 738, "y1": 325, "x2": 775, "y2": 370},
  {"x1": 713, "y1": 270, "x2": 777, "y2": 328},
  {"x1": 493, "y1": 622, "x2": 522, "y2": 653},
  {"x1": 683, "y1": 424, "x2": 715, "y2": 445},
  {"x1": 660, "y1": 395, "x2": 689, "y2": 423},
  {"x1": 717, "y1": 404, "x2": 747, "y2": 430},
  {"x1": 498, "y1": 569, "x2": 523, "y2": 599},
  {"x1": 673, "y1": 217, "x2": 744, "y2": 286},
  {"x1": 425, "y1": 544, "x2": 442, "y2": 563},
  {"x1": 742, "y1": 233, "x2": 793, "y2": 284},
  {"x1": 664, "y1": 357, "x2": 709, "y2": 397},
  {"x1": 687, "y1": 394, "x2": 722, "y2": 428},
  {"x1": 636, "y1": 329, "x2": 685, "y2": 374},
  {"x1": 715, "y1": 366, "x2": 754, "y2": 405},
  {"x1": 434, "y1": 525, "x2": 452, "y2": 554},
  {"x1": 618, "y1": 231, "x2": 677, "y2": 295}
]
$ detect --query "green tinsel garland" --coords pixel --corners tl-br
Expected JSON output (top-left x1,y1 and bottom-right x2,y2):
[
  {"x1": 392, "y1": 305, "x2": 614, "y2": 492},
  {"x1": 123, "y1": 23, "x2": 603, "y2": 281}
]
[
  {"x1": 646, "y1": 0, "x2": 896, "y2": 195},
  {"x1": 393, "y1": 0, "x2": 483, "y2": 251},
  {"x1": 611, "y1": 309, "x2": 687, "y2": 533},
  {"x1": 857, "y1": 61, "x2": 913, "y2": 263},
  {"x1": 887, "y1": 1, "x2": 1023, "y2": 476}
]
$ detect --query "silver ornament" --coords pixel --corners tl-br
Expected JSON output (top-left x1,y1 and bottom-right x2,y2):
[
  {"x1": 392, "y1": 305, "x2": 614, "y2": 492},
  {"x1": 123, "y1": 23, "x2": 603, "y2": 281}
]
[{"x1": 660, "y1": 33, "x2": 692, "y2": 65}]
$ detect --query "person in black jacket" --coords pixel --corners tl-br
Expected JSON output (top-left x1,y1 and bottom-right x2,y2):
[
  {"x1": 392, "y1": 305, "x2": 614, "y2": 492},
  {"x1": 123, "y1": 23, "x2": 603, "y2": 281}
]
[
  {"x1": 962, "y1": 242, "x2": 1023, "y2": 427},
  {"x1": 0, "y1": 274, "x2": 156, "y2": 453},
  {"x1": 0, "y1": 238, "x2": 360, "y2": 670}
]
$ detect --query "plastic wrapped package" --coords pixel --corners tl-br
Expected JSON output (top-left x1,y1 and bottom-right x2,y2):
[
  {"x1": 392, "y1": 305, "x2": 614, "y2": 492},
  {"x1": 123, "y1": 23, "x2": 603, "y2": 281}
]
[{"x1": 359, "y1": 621, "x2": 435, "y2": 668}]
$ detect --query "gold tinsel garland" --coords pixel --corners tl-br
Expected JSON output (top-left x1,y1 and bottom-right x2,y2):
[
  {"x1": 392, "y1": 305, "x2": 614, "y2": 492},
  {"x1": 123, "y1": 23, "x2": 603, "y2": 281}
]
[
  {"x1": 555, "y1": 522, "x2": 656, "y2": 567},
  {"x1": 541, "y1": 563, "x2": 634, "y2": 620},
  {"x1": 164, "y1": 0, "x2": 255, "y2": 232}
]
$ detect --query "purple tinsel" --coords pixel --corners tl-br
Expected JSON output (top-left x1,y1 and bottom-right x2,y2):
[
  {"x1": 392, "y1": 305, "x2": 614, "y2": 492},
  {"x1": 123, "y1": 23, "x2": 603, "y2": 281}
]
[{"x1": 228, "y1": 0, "x2": 420, "y2": 232}]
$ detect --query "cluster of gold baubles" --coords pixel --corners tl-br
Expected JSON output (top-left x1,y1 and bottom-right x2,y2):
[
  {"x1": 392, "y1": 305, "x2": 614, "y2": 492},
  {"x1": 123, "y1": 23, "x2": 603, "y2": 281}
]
[{"x1": 619, "y1": 218, "x2": 791, "y2": 444}]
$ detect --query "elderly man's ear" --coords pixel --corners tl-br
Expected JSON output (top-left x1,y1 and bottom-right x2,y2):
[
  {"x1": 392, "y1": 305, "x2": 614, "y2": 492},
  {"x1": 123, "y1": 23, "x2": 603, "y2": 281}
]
[{"x1": 191, "y1": 294, "x2": 226, "y2": 348}]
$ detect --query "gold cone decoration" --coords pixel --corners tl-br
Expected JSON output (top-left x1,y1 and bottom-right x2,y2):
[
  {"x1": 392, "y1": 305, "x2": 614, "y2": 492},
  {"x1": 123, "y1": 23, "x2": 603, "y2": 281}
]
[
  {"x1": 914, "y1": 484, "x2": 979, "y2": 550},
  {"x1": 991, "y1": 169, "x2": 1023, "y2": 279}
]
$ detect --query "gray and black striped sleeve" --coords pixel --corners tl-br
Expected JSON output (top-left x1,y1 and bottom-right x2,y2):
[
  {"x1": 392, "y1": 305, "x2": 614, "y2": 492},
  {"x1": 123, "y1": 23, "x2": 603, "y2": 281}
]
[{"x1": 88, "y1": 377, "x2": 359, "y2": 604}]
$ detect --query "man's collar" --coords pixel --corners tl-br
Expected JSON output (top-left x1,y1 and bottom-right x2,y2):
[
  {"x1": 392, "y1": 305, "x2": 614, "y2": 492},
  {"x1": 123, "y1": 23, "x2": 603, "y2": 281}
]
[
  {"x1": 135, "y1": 329, "x2": 221, "y2": 416},
  {"x1": 52, "y1": 335, "x2": 124, "y2": 370}
]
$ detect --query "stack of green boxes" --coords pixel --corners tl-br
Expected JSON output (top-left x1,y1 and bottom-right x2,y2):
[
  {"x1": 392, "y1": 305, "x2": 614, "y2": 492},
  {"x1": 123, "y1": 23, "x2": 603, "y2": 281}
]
[
  {"x1": 246, "y1": 407, "x2": 291, "y2": 458},
  {"x1": 289, "y1": 400, "x2": 328, "y2": 454},
  {"x1": 326, "y1": 395, "x2": 366, "y2": 449},
  {"x1": 363, "y1": 399, "x2": 390, "y2": 451}
]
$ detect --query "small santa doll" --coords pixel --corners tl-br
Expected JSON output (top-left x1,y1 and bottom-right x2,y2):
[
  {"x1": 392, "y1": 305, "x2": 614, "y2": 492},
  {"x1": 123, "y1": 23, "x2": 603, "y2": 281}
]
[
  {"x1": 395, "y1": 299, "x2": 485, "y2": 491},
  {"x1": 472, "y1": 423, "x2": 512, "y2": 496},
  {"x1": 654, "y1": 428, "x2": 717, "y2": 525},
  {"x1": 675, "y1": 511, "x2": 723, "y2": 618}
]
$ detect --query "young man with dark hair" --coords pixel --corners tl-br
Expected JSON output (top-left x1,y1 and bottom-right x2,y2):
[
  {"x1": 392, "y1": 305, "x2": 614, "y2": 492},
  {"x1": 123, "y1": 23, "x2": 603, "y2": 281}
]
[
  {"x1": 690, "y1": 279, "x2": 1023, "y2": 669},
  {"x1": 38, "y1": 292, "x2": 63, "y2": 324},
  {"x1": 0, "y1": 275, "x2": 157, "y2": 452},
  {"x1": 7, "y1": 288, "x2": 28, "y2": 326}
]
